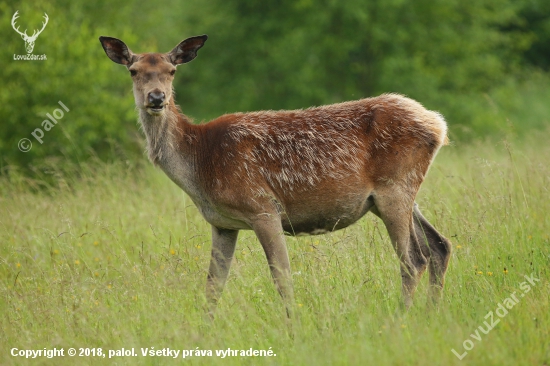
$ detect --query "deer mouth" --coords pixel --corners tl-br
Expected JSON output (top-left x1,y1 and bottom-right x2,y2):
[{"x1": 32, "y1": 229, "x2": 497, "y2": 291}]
[{"x1": 146, "y1": 105, "x2": 165, "y2": 115}]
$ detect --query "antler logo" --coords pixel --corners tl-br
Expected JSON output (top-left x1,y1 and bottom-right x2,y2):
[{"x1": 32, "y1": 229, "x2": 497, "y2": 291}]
[{"x1": 11, "y1": 11, "x2": 49, "y2": 54}]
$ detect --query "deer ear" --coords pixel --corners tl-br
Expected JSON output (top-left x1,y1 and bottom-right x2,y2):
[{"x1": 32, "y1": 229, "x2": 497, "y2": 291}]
[
  {"x1": 169, "y1": 35, "x2": 208, "y2": 65},
  {"x1": 99, "y1": 36, "x2": 134, "y2": 65}
]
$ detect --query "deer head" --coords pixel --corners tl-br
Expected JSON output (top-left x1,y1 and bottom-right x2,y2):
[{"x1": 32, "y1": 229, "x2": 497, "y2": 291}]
[
  {"x1": 11, "y1": 11, "x2": 49, "y2": 54},
  {"x1": 99, "y1": 35, "x2": 207, "y2": 116}
]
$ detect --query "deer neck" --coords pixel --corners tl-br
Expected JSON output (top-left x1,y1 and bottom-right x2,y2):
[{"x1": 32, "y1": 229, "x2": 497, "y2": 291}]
[{"x1": 138, "y1": 102, "x2": 201, "y2": 197}]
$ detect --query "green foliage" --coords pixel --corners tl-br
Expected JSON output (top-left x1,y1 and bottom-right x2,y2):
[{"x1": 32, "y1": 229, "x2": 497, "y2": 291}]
[
  {"x1": 179, "y1": 0, "x2": 548, "y2": 140},
  {"x1": 504, "y1": 0, "x2": 550, "y2": 71},
  {"x1": 0, "y1": 1, "x2": 141, "y2": 172},
  {"x1": 1, "y1": 0, "x2": 549, "y2": 171}
]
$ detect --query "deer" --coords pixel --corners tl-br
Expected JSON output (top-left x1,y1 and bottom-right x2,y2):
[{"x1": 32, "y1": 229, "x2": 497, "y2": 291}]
[
  {"x1": 99, "y1": 35, "x2": 452, "y2": 318},
  {"x1": 11, "y1": 11, "x2": 49, "y2": 54}
]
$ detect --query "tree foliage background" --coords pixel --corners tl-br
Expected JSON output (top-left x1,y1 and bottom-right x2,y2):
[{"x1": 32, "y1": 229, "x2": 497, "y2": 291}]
[{"x1": 1, "y1": 0, "x2": 549, "y2": 172}]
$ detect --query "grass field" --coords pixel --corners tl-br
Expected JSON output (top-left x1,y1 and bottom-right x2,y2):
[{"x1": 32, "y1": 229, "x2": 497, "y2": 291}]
[{"x1": 1, "y1": 136, "x2": 548, "y2": 365}]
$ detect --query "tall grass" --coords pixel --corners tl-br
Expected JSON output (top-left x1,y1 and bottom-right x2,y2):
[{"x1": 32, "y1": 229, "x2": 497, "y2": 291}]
[{"x1": 1, "y1": 136, "x2": 548, "y2": 365}]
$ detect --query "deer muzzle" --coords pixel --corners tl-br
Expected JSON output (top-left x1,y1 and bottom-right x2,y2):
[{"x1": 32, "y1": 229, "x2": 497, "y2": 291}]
[{"x1": 147, "y1": 91, "x2": 166, "y2": 115}]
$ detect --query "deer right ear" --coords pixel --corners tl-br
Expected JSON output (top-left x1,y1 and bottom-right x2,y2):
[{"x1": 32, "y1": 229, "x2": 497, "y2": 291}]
[{"x1": 99, "y1": 36, "x2": 134, "y2": 65}]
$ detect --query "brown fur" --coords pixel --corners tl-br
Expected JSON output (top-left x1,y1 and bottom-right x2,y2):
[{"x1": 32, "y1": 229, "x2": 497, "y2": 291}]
[{"x1": 100, "y1": 35, "x2": 452, "y2": 317}]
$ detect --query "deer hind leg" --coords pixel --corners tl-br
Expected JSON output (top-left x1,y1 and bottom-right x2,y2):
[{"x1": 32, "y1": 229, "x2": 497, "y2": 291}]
[
  {"x1": 412, "y1": 203, "x2": 451, "y2": 305},
  {"x1": 372, "y1": 190, "x2": 428, "y2": 309}
]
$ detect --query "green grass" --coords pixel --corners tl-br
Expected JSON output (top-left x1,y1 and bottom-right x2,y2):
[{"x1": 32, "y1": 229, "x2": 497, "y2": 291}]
[{"x1": 1, "y1": 136, "x2": 549, "y2": 365}]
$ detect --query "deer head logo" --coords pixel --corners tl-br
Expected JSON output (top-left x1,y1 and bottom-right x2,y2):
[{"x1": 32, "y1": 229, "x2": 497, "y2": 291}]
[{"x1": 11, "y1": 11, "x2": 49, "y2": 54}]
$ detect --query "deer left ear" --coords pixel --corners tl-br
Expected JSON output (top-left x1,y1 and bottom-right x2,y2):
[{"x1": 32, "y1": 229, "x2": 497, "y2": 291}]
[{"x1": 169, "y1": 35, "x2": 208, "y2": 65}]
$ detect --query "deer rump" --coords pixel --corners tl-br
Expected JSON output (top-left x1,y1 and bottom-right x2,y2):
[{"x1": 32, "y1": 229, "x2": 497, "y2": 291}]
[{"x1": 194, "y1": 93, "x2": 447, "y2": 236}]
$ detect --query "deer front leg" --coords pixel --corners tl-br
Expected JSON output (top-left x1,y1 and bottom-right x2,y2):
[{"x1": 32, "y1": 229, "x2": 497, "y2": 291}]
[
  {"x1": 252, "y1": 216, "x2": 294, "y2": 318},
  {"x1": 206, "y1": 226, "x2": 238, "y2": 318}
]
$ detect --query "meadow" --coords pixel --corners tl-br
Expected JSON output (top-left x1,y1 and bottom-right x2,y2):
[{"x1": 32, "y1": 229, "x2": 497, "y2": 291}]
[{"x1": 1, "y1": 135, "x2": 548, "y2": 365}]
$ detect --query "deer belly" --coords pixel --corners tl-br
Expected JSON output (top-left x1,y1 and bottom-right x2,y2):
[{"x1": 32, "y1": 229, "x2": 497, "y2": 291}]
[
  {"x1": 281, "y1": 194, "x2": 374, "y2": 236},
  {"x1": 195, "y1": 203, "x2": 251, "y2": 230}
]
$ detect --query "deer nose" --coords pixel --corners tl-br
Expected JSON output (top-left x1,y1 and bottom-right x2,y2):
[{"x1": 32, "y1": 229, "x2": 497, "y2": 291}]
[{"x1": 148, "y1": 91, "x2": 165, "y2": 107}]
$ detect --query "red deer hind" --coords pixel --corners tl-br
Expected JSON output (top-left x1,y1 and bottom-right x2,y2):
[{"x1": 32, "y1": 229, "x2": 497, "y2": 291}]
[{"x1": 99, "y1": 35, "x2": 451, "y2": 317}]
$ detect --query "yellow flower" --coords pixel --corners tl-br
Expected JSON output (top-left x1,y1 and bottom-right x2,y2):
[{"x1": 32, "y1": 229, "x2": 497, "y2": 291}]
[
  {"x1": 298, "y1": 303, "x2": 303, "y2": 307},
  {"x1": 194, "y1": 256, "x2": 199, "y2": 261},
  {"x1": 528, "y1": 235, "x2": 532, "y2": 240},
  {"x1": 487, "y1": 272, "x2": 493, "y2": 276},
  {"x1": 53, "y1": 249, "x2": 59, "y2": 255},
  {"x1": 93, "y1": 241, "x2": 99, "y2": 246},
  {"x1": 456, "y1": 245, "x2": 462, "y2": 249},
  {"x1": 107, "y1": 284, "x2": 112, "y2": 289},
  {"x1": 195, "y1": 245, "x2": 201, "y2": 249},
  {"x1": 16, "y1": 263, "x2": 21, "y2": 268},
  {"x1": 94, "y1": 272, "x2": 99, "y2": 277},
  {"x1": 401, "y1": 324, "x2": 406, "y2": 328},
  {"x1": 477, "y1": 271, "x2": 483, "y2": 275},
  {"x1": 94, "y1": 257, "x2": 99, "y2": 262},
  {"x1": 170, "y1": 249, "x2": 176, "y2": 255},
  {"x1": 74, "y1": 260, "x2": 80, "y2": 265},
  {"x1": 503, "y1": 268, "x2": 508, "y2": 274}
]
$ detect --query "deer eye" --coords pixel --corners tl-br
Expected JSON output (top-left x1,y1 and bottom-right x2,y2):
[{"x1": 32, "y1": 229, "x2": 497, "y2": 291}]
[
  {"x1": 129, "y1": 69, "x2": 137, "y2": 77},
  {"x1": 170, "y1": 69, "x2": 176, "y2": 76}
]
